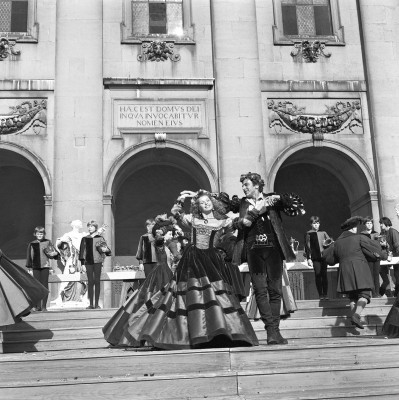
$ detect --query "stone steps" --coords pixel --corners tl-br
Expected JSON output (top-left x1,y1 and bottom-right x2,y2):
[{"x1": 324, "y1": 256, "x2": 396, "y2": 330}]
[
  {"x1": 1, "y1": 339, "x2": 399, "y2": 399},
  {"x1": 1, "y1": 297, "x2": 398, "y2": 398}
]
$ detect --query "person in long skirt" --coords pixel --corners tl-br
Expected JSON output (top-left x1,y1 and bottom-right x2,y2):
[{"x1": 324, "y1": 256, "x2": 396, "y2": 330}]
[
  {"x1": 0, "y1": 248, "x2": 48, "y2": 326},
  {"x1": 103, "y1": 222, "x2": 178, "y2": 346},
  {"x1": 103, "y1": 190, "x2": 258, "y2": 349}
]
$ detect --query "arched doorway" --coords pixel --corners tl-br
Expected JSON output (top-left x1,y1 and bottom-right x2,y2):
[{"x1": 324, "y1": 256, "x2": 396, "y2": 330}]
[
  {"x1": 111, "y1": 147, "x2": 213, "y2": 259},
  {"x1": 0, "y1": 149, "x2": 46, "y2": 259},
  {"x1": 272, "y1": 145, "x2": 375, "y2": 248}
]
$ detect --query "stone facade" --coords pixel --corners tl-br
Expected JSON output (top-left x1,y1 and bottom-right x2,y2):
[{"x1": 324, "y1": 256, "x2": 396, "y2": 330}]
[{"x1": 0, "y1": 0, "x2": 398, "y2": 305}]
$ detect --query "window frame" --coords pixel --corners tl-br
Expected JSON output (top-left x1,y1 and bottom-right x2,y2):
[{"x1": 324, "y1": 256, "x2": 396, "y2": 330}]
[
  {"x1": 121, "y1": 0, "x2": 195, "y2": 45},
  {"x1": 0, "y1": 0, "x2": 38, "y2": 42},
  {"x1": 272, "y1": 0, "x2": 345, "y2": 46}
]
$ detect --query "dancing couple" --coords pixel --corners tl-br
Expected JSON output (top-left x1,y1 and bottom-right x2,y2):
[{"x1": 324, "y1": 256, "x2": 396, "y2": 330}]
[{"x1": 103, "y1": 171, "x2": 305, "y2": 349}]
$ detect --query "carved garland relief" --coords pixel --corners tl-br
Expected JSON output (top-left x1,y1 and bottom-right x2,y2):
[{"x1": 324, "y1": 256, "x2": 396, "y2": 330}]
[
  {"x1": 0, "y1": 99, "x2": 47, "y2": 136},
  {"x1": 267, "y1": 99, "x2": 363, "y2": 146}
]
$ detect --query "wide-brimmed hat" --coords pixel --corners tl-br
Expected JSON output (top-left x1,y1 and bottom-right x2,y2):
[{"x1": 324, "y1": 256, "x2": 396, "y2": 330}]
[{"x1": 341, "y1": 216, "x2": 364, "y2": 231}]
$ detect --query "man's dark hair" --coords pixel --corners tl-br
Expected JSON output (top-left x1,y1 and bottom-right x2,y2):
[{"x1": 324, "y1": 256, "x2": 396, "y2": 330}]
[
  {"x1": 240, "y1": 172, "x2": 265, "y2": 192},
  {"x1": 379, "y1": 217, "x2": 392, "y2": 227},
  {"x1": 310, "y1": 216, "x2": 320, "y2": 224}
]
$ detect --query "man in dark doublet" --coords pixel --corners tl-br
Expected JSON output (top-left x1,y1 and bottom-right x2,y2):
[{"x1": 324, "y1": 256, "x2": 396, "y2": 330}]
[{"x1": 230, "y1": 172, "x2": 304, "y2": 345}]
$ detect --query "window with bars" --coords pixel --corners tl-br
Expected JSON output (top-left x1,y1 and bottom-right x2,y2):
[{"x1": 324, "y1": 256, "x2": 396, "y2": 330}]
[
  {"x1": 0, "y1": 0, "x2": 28, "y2": 33},
  {"x1": 272, "y1": 0, "x2": 343, "y2": 45},
  {"x1": 282, "y1": 0, "x2": 332, "y2": 37},
  {"x1": 132, "y1": 0, "x2": 183, "y2": 37}
]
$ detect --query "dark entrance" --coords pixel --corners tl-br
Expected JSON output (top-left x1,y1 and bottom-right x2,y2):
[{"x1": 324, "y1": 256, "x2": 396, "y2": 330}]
[
  {"x1": 0, "y1": 149, "x2": 45, "y2": 259},
  {"x1": 113, "y1": 148, "x2": 212, "y2": 258}
]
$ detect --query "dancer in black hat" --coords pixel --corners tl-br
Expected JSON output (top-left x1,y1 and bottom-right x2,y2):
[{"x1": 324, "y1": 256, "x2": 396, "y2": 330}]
[{"x1": 324, "y1": 216, "x2": 387, "y2": 329}]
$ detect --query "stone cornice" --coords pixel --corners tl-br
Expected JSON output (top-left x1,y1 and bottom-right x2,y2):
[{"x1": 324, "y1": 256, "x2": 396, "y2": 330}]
[
  {"x1": 0, "y1": 80, "x2": 54, "y2": 91},
  {"x1": 103, "y1": 78, "x2": 214, "y2": 89},
  {"x1": 261, "y1": 80, "x2": 366, "y2": 92}
]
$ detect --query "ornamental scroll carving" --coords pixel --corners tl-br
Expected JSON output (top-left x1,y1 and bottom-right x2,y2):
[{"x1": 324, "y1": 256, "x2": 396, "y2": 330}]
[
  {"x1": 0, "y1": 99, "x2": 47, "y2": 135},
  {"x1": 290, "y1": 41, "x2": 331, "y2": 63},
  {"x1": 268, "y1": 99, "x2": 363, "y2": 145},
  {"x1": 137, "y1": 41, "x2": 180, "y2": 62},
  {"x1": 0, "y1": 37, "x2": 20, "y2": 60}
]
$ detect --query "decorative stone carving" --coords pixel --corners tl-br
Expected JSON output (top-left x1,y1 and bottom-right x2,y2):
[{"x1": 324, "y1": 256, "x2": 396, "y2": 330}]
[
  {"x1": 137, "y1": 41, "x2": 180, "y2": 62},
  {"x1": 290, "y1": 40, "x2": 331, "y2": 63},
  {"x1": 0, "y1": 37, "x2": 20, "y2": 60},
  {"x1": 267, "y1": 99, "x2": 363, "y2": 145},
  {"x1": 0, "y1": 99, "x2": 47, "y2": 135}
]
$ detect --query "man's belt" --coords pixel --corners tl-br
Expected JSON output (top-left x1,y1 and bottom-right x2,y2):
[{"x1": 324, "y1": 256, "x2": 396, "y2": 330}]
[{"x1": 250, "y1": 234, "x2": 275, "y2": 249}]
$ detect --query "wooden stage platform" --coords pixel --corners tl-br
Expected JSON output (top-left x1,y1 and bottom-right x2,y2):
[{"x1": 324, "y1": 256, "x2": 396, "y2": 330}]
[{"x1": 1, "y1": 297, "x2": 399, "y2": 399}]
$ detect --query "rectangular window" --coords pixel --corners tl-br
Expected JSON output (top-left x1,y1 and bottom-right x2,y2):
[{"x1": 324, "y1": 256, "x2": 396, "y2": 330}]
[
  {"x1": 149, "y1": 2, "x2": 166, "y2": 34},
  {"x1": 0, "y1": 0, "x2": 28, "y2": 33},
  {"x1": 132, "y1": 0, "x2": 183, "y2": 37},
  {"x1": 281, "y1": 0, "x2": 333, "y2": 38}
]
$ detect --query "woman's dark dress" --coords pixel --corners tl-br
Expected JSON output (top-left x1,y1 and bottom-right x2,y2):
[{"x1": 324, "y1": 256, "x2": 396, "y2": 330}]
[
  {"x1": 0, "y1": 249, "x2": 48, "y2": 326},
  {"x1": 103, "y1": 215, "x2": 258, "y2": 349},
  {"x1": 103, "y1": 246, "x2": 173, "y2": 345}
]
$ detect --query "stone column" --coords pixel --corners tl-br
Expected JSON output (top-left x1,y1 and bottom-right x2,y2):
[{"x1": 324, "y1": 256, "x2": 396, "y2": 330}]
[
  {"x1": 211, "y1": 0, "x2": 265, "y2": 194},
  {"x1": 53, "y1": 0, "x2": 104, "y2": 238},
  {"x1": 358, "y1": 1, "x2": 399, "y2": 221},
  {"x1": 103, "y1": 194, "x2": 113, "y2": 308}
]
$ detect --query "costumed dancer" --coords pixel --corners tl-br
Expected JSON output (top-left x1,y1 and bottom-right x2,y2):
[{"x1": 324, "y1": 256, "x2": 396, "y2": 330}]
[
  {"x1": 55, "y1": 220, "x2": 89, "y2": 304},
  {"x1": 379, "y1": 217, "x2": 399, "y2": 297},
  {"x1": 79, "y1": 220, "x2": 111, "y2": 309},
  {"x1": 26, "y1": 226, "x2": 58, "y2": 311},
  {"x1": 229, "y1": 172, "x2": 305, "y2": 345},
  {"x1": 323, "y1": 216, "x2": 387, "y2": 329},
  {"x1": 382, "y1": 207, "x2": 399, "y2": 337},
  {"x1": 304, "y1": 216, "x2": 332, "y2": 300},
  {"x1": 361, "y1": 217, "x2": 383, "y2": 298},
  {"x1": 103, "y1": 216, "x2": 179, "y2": 346},
  {"x1": 104, "y1": 190, "x2": 258, "y2": 349},
  {"x1": 136, "y1": 218, "x2": 157, "y2": 277},
  {"x1": 0, "y1": 248, "x2": 49, "y2": 325}
]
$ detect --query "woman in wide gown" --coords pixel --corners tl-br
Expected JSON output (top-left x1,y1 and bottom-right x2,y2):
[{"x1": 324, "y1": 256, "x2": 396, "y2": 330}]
[
  {"x1": 103, "y1": 190, "x2": 258, "y2": 349},
  {"x1": 103, "y1": 222, "x2": 179, "y2": 346},
  {"x1": 0, "y1": 248, "x2": 49, "y2": 326}
]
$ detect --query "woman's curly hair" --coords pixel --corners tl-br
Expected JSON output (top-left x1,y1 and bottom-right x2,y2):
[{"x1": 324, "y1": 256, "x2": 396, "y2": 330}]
[{"x1": 190, "y1": 190, "x2": 228, "y2": 220}]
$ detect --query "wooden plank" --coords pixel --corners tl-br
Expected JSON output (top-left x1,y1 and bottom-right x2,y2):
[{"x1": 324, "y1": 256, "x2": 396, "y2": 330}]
[
  {"x1": 0, "y1": 337, "x2": 109, "y2": 353},
  {"x1": 242, "y1": 390, "x2": 399, "y2": 400},
  {"x1": 238, "y1": 367, "x2": 399, "y2": 399},
  {"x1": 0, "y1": 326, "x2": 105, "y2": 342},
  {"x1": 48, "y1": 271, "x2": 145, "y2": 283},
  {"x1": 291, "y1": 305, "x2": 393, "y2": 318},
  {"x1": 294, "y1": 298, "x2": 394, "y2": 309},
  {"x1": 0, "y1": 372, "x2": 239, "y2": 400},
  {"x1": 21, "y1": 309, "x2": 116, "y2": 321},
  {"x1": 231, "y1": 344, "x2": 399, "y2": 373},
  {"x1": 0, "y1": 351, "x2": 231, "y2": 384},
  {"x1": 254, "y1": 325, "x2": 378, "y2": 340},
  {"x1": 1, "y1": 317, "x2": 110, "y2": 330}
]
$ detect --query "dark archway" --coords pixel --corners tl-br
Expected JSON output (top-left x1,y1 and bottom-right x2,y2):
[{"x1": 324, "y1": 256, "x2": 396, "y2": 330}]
[
  {"x1": 275, "y1": 163, "x2": 350, "y2": 248},
  {"x1": 113, "y1": 148, "x2": 211, "y2": 257},
  {"x1": 274, "y1": 146, "x2": 372, "y2": 249},
  {"x1": 0, "y1": 149, "x2": 45, "y2": 259}
]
